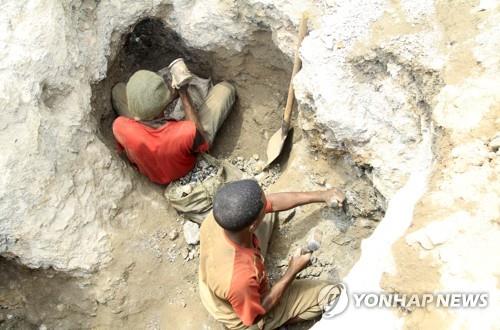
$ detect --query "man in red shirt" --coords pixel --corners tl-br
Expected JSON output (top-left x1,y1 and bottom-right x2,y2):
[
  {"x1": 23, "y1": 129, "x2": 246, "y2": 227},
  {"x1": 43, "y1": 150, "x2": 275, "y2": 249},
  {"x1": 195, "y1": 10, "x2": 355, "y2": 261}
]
[
  {"x1": 111, "y1": 67, "x2": 235, "y2": 184},
  {"x1": 199, "y1": 179, "x2": 347, "y2": 329}
]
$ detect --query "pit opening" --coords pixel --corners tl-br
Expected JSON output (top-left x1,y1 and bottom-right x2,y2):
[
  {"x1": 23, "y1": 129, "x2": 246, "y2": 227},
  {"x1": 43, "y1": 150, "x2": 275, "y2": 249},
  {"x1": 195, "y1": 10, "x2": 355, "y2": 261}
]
[{"x1": 91, "y1": 17, "x2": 293, "y2": 162}]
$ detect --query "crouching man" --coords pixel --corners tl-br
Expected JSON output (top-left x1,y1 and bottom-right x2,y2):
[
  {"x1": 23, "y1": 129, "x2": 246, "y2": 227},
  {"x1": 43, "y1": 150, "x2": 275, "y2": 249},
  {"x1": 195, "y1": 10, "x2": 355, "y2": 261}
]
[
  {"x1": 111, "y1": 60, "x2": 236, "y2": 185},
  {"x1": 199, "y1": 179, "x2": 346, "y2": 329}
]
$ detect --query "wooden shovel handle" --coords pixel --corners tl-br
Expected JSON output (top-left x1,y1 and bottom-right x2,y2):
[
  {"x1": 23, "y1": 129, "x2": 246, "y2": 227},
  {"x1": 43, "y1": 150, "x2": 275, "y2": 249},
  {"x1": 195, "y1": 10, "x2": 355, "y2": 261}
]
[{"x1": 282, "y1": 13, "x2": 308, "y2": 133}]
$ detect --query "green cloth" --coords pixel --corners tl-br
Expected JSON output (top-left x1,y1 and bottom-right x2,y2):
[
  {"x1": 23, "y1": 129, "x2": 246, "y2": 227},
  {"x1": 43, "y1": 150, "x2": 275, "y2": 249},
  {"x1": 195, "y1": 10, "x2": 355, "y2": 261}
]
[
  {"x1": 164, "y1": 154, "x2": 243, "y2": 224},
  {"x1": 126, "y1": 70, "x2": 171, "y2": 120}
]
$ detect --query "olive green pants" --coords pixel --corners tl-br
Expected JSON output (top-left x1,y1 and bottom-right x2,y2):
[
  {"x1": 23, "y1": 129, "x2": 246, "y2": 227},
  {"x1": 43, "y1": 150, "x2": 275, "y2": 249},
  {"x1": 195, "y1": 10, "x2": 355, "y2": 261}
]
[
  {"x1": 112, "y1": 80, "x2": 236, "y2": 144},
  {"x1": 250, "y1": 213, "x2": 340, "y2": 330}
]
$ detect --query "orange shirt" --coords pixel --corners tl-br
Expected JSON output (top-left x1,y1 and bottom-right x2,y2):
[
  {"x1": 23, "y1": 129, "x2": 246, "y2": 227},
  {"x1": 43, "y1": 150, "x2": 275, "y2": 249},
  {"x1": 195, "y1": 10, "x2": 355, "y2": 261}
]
[
  {"x1": 199, "y1": 201, "x2": 273, "y2": 328},
  {"x1": 112, "y1": 116, "x2": 208, "y2": 185}
]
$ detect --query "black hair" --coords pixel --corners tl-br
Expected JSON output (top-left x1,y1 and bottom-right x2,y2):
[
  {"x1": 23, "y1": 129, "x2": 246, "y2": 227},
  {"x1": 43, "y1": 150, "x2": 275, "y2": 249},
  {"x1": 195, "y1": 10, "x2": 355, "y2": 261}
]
[{"x1": 213, "y1": 179, "x2": 264, "y2": 232}]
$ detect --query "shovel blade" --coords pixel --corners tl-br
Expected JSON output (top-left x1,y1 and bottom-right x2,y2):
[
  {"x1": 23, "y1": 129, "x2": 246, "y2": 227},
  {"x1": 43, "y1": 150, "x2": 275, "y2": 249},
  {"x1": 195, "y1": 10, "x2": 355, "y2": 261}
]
[{"x1": 265, "y1": 129, "x2": 287, "y2": 167}]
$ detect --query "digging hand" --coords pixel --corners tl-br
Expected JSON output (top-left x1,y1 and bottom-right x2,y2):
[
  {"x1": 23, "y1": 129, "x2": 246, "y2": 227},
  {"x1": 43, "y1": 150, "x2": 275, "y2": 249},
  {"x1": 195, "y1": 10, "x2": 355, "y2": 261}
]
[
  {"x1": 287, "y1": 252, "x2": 312, "y2": 276},
  {"x1": 322, "y1": 188, "x2": 345, "y2": 208}
]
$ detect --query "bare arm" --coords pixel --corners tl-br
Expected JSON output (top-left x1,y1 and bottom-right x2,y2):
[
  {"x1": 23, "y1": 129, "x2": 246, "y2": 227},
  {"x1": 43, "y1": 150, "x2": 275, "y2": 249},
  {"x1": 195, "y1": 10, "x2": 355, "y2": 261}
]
[
  {"x1": 178, "y1": 87, "x2": 210, "y2": 147},
  {"x1": 260, "y1": 253, "x2": 311, "y2": 313},
  {"x1": 266, "y1": 188, "x2": 345, "y2": 212}
]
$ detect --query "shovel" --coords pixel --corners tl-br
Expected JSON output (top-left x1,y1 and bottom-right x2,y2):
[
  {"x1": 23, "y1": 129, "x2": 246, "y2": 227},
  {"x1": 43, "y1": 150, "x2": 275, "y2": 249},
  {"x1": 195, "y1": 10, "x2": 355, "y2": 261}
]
[{"x1": 265, "y1": 14, "x2": 309, "y2": 167}]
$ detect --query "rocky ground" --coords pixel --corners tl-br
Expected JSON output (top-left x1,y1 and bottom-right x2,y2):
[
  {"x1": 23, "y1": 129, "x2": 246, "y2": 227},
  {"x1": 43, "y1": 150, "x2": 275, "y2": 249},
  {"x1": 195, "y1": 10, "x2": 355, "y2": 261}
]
[{"x1": 0, "y1": 12, "x2": 385, "y2": 329}]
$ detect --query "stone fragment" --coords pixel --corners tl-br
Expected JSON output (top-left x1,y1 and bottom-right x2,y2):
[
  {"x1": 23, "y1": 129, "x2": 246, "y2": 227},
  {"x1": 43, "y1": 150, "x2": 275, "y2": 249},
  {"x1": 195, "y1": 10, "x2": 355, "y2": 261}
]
[
  {"x1": 489, "y1": 135, "x2": 500, "y2": 152},
  {"x1": 182, "y1": 248, "x2": 189, "y2": 260},
  {"x1": 356, "y1": 218, "x2": 374, "y2": 228},
  {"x1": 253, "y1": 161, "x2": 264, "y2": 174},
  {"x1": 307, "y1": 229, "x2": 323, "y2": 252},
  {"x1": 183, "y1": 221, "x2": 200, "y2": 245},
  {"x1": 311, "y1": 175, "x2": 326, "y2": 186},
  {"x1": 168, "y1": 229, "x2": 179, "y2": 241}
]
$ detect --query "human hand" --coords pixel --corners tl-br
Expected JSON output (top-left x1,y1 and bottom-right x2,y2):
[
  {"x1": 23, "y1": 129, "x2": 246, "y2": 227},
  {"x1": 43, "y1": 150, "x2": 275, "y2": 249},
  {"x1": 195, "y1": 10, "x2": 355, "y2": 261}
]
[
  {"x1": 322, "y1": 188, "x2": 345, "y2": 208},
  {"x1": 287, "y1": 252, "x2": 312, "y2": 276}
]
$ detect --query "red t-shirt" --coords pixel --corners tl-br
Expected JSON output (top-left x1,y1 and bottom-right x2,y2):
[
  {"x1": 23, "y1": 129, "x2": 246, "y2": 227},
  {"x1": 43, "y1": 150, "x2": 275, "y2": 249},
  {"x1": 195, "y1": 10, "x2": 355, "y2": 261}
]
[{"x1": 112, "y1": 116, "x2": 209, "y2": 184}]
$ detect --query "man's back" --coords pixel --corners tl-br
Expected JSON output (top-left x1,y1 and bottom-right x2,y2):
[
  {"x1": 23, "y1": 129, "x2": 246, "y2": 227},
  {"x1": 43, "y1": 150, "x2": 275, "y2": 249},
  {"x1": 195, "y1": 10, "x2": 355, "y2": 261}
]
[
  {"x1": 199, "y1": 213, "x2": 268, "y2": 329},
  {"x1": 112, "y1": 116, "x2": 208, "y2": 184}
]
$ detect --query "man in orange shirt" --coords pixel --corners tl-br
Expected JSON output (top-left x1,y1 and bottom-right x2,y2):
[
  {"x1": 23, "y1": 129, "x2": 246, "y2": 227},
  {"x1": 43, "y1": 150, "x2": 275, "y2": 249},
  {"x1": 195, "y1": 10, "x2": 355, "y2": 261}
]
[
  {"x1": 111, "y1": 65, "x2": 235, "y2": 184},
  {"x1": 199, "y1": 179, "x2": 346, "y2": 329}
]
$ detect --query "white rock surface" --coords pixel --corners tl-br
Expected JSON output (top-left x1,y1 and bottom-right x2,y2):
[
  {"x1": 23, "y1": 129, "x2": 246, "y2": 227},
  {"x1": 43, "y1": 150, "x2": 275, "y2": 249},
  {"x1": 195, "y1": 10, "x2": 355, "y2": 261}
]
[
  {"x1": 293, "y1": 0, "x2": 445, "y2": 198},
  {"x1": 183, "y1": 221, "x2": 200, "y2": 245}
]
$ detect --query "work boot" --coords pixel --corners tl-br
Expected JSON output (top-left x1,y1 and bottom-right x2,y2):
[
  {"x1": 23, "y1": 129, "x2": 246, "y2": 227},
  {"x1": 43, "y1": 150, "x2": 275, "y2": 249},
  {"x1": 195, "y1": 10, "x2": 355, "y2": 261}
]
[{"x1": 168, "y1": 58, "x2": 193, "y2": 89}]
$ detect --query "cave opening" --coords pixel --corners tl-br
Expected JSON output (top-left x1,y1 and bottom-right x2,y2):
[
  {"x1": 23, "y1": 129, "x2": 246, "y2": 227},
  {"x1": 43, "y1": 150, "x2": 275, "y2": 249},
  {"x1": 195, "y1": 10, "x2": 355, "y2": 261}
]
[{"x1": 91, "y1": 17, "x2": 293, "y2": 163}]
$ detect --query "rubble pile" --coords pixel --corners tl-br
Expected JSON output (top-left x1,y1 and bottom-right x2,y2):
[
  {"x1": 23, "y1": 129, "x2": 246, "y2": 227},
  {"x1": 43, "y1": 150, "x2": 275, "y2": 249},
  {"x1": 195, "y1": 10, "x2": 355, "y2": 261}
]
[
  {"x1": 168, "y1": 159, "x2": 220, "y2": 198},
  {"x1": 178, "y1": 159, "x2": 219, "y2": 186},
  {"x1": 229, "y1": 155, "x2": 281, "y2": 189}
]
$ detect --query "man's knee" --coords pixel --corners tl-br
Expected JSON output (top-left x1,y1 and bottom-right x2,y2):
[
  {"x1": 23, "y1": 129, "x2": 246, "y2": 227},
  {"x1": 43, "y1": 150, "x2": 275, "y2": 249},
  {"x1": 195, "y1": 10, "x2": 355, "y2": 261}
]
[
  {"x1": 317, "y1": 282, "x2": 342, "y2": 309},
  {"x1": 219, "y1": 81, "x2": 236, "y2": 95},
  {"x1": 215, "y1": 81, "x2": 236, "y2": 105}
]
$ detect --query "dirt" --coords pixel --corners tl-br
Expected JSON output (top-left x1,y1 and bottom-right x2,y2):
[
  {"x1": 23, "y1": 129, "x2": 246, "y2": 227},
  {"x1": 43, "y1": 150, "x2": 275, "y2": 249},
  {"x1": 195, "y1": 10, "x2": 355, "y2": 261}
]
[
  {"x1": 265, "y1": 141, "x2": 385, "y2": 288},
  {"x1": 1, "y1": 17, "x2": 386, "y2": 330}
]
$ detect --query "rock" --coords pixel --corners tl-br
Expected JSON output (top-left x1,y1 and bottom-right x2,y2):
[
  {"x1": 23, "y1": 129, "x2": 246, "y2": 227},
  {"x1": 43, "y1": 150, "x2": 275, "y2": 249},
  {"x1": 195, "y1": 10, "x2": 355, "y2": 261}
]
[
  {"x1": 277, "y1": 260, "x2": 288, "y2": 268},
  {"x1": 182, "y1": 248, "x2": 189, "y2": 260},
  {"x1": 356, "y1": 218, "x2": 374, "y2": 228},
  {"x1": 310, "y1": 267, "x2": 322, "y2": 277},
  {"x1": 252, "y1": 161, "x2": 265, "y2": 174},
  {"x1": 183, "y1": 221, "x2": 200, "y2": 245},
  {"x1": 188, "y1": 249, "x2": 197, "y2": 260},
  {"x1": 168, "y1": 230, "x2": 179, "y2": 241},
  {"x1": 314, "y1": 176, "x2": 327, "y2": 186},
  {"x1": 252, "y1": 154, "x2": 259, "y2": 160},
  {"x1": 306, "y1": 229, "x2": 323, "y2": 252},
  {"x1": 327, "y1": 199, "x2": 339, "y2": 209},
  {"x1": 489, "y1": 135, "x2": 500, "y2": 152}
]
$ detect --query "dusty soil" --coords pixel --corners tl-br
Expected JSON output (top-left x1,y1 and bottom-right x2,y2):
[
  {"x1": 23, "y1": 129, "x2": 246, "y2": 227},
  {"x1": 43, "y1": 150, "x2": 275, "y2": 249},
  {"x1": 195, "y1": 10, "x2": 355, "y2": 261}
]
[{"x1": 1, "y1": 18, "x2": 385, "y2": 330}]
